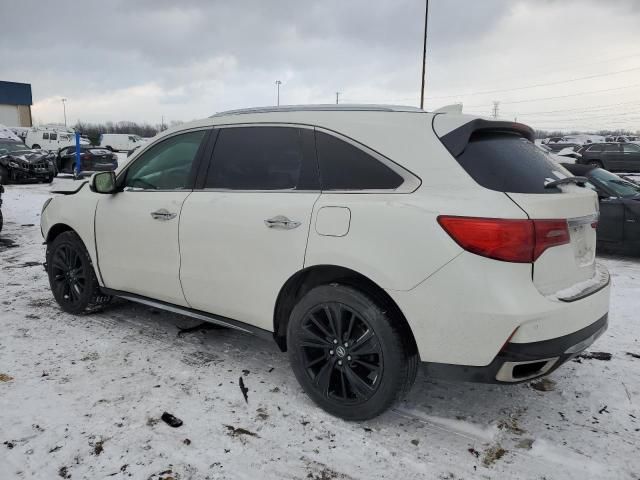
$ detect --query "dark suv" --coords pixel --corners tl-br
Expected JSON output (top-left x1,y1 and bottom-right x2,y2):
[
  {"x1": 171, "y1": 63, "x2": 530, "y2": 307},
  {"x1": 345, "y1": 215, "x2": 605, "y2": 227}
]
[{"x1": 577, "y1": 142, "x2": 640, "y2": 172}]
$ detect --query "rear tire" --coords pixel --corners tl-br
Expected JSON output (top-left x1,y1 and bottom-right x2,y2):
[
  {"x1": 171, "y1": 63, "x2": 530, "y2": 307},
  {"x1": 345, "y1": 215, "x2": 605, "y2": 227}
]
[
  {"x1": 46, "y1": 231, "x2": 111, "y2": 314},
  {"x1": 287, "y1": 284, "x2": 417, "y2": 420},
  {"x1": 31, "y1": 144, "x2": 40, "y2": 149}
]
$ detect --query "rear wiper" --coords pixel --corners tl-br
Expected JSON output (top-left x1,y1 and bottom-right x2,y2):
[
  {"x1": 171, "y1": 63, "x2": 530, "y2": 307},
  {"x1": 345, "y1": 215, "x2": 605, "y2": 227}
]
[{"x1": 544, "y1": 176, "x2": 588, "y2": 189}]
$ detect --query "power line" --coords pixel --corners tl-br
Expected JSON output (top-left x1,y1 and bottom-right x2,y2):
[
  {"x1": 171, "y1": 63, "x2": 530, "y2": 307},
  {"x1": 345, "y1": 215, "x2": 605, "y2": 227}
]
[
  {"x1": 465, "y1": 82, "x2": 640, "y2": 108},
  {"x1": 503, "y1": 100, "x2": 640, "y2": 117},
  {"x1": 426, "y1": 65, "x2": 640, "y2": 100}
]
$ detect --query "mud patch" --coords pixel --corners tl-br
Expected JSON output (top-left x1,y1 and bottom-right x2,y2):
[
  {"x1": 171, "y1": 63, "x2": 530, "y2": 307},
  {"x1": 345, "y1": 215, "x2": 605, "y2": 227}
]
[
  {"x1": 483, "y1": 445, "x2": 507, "y2": 467},
  {"x1": 181, "y1": 350, "x2": 221, "y2": 367},
  {"x1": 0, "y1": 237, "x2": 19, "y2": 250},
  {"x1": 530, "y1": 378, "x2": 556, "y2": 392},
  {"x1": 575, "y1": 351, "x2": 611, "y2": 361},
  {"x1": 224, "y1": 425, "x2": 258, "y2": 439},
  {"x1": 0, "y1": 373, "x2": 14, "y2": 382}
]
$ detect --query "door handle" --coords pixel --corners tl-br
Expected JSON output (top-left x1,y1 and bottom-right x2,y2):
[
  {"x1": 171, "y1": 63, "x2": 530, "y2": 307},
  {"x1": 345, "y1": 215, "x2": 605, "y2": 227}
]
[
  {"x1": 150, "y1": 209, "x2": 177, "y2": 221},
  {"x1": 264, "y1": 215, "x2": 301, "y2": 230}
]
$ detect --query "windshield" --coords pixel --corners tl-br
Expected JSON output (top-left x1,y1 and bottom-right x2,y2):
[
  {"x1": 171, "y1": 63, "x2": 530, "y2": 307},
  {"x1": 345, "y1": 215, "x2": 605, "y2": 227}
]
[
  {"x1": 591, "y1": 168, "x2": 640, "y2": 198},
  {"x1": 0, "y1": 141, "x2": 30, "y2": 154}
]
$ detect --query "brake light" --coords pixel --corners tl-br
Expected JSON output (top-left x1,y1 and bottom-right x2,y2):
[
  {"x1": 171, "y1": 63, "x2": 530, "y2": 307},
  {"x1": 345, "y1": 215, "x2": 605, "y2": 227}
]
[{"x1": 437, "y1": 216, "x2": 569, "y2": 263}]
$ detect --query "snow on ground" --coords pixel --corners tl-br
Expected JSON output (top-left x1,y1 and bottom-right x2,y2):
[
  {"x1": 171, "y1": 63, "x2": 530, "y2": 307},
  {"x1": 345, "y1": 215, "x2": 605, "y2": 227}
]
[{"x1": 1, "y1": 178, "x2": 639, "y2": 480}]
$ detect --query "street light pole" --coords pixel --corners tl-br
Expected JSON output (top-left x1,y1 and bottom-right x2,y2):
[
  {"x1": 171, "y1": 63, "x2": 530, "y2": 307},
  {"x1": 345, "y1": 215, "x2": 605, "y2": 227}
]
[
  {"x1": 275, "y1": 80, "x2": 282, "y2": 106},
  {"x1": 61, "y1": 98, "x2": 68, "y2": 127},
  {"x1": 419, "y1": 0, "x2": 429, "y2": 110}
]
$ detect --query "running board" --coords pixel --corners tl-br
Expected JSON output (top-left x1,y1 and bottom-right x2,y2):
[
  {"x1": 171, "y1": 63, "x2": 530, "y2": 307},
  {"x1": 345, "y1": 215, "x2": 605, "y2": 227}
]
[{"x1": 100, "y1": 288, "x2": 274, "y2": 342}]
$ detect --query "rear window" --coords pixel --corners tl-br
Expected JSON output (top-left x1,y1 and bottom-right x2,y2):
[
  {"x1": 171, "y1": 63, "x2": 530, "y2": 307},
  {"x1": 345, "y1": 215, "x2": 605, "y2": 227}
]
[{"x1": 455, "y1": 132, "x2": 564, "y2": 193}]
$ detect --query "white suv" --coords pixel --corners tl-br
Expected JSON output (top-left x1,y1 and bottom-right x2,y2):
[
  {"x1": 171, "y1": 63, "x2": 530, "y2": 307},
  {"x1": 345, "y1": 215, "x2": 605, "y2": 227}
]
[{"x1": 41, "y1": 105, "x2": 610, "y2": 420}]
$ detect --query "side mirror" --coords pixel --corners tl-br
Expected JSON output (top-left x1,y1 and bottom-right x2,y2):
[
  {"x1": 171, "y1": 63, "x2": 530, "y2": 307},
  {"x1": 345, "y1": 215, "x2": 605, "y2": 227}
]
[{"x1": 92, "y1": 171, "x2": 117, "y2": 194}]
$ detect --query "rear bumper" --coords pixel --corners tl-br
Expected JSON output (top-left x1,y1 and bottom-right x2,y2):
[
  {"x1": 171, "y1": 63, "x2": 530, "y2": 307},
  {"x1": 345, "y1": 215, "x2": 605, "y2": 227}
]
[
  {"x1": 387, "y1": 252, "x2": 611, "y2": 366},
  {"x1": 421, "y1": 313, "x2": 608, "y2": 383}
]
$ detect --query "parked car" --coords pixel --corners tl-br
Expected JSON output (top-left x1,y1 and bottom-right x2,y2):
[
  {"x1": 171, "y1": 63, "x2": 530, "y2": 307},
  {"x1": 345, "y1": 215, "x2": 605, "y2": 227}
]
[
  {"x1": 544, "y1": 138, "x2": 581, "y2": 152},
  {"x1": 98, "y1": 133, "x2": 146, "y2": 152},
  {"x1": 0, "y1": 139, "x2": 56, "y2": 184},
  {"x1": 25, "y1": 127, "x2": 90, "y2": 151},
  {"x1": 576, "y1": 142, "x2": 640, "y2": 172},
  {"x1": 41, "y1": 105, "x2": 610, "y2": 420},
  {"x1": 563, "y1": 163, "x2": 640, "y2": 255},
  {"x1": 56, "y1": 145, "x2": 118, "y2": 175},
  {"x1": 538, "y1": 144, "x2": 581, "y2": 164}
]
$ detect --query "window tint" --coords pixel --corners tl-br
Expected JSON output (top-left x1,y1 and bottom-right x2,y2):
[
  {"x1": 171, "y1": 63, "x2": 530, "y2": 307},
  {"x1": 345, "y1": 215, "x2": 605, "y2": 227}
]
[
  {"x1": 42, "y1": 132, "x2": 49, "y2": 140},
  {"x1": 205, "y1": 126, "x2": 317, "y2": 190},
  {"x1": 50, "y1": 133, "x2": 57, "y2": 141},
  {"x1": 622, "y1": 143, "x2": 640, "y2": 153},
  {"x1": 125, "y1": 130, "x2": 206, "y2": 190},
  {"x1": 454, "y1": 132, "x2": 565, "y2": 194},
  {"x1": 587, "y1": 144, "x2": 604, "y2": 153},
  {"x1": 315, "y1": 131, "x2": 403, "y2": 190},
  {"x1": 603, "y1": 144, "x2": 619, "y2": 152}
]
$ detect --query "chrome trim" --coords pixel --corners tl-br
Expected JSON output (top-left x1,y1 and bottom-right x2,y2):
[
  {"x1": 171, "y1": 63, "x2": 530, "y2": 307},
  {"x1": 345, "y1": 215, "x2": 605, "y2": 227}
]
[
  {"x1": 495, "y1": 357, "x2": 559, "y2": 382},
  {"x1": 206, "y1": 123, "x2": 422, "y2": 194},
  {"x1": 557, "y1": 267, "x2": 610, "y2": 303},
  {"x1": 150, "y1": 209, "x2": 177, "y2": 221},
  {"x1": 115, "y1": 293, "x2": 253, "y2": 334},
  {"x1": 264, "y1": 215, "x2": 301, "y2": 230}
]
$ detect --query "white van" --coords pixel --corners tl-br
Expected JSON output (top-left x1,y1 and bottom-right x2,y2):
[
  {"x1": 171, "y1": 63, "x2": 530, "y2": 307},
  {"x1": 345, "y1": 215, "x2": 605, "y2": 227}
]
[
  {"x1": 98, "y1": 134, "x2": 146, "y2": 152},
  {"x1": 25, "y1": 127, "x2": 89, "y2": 151}
]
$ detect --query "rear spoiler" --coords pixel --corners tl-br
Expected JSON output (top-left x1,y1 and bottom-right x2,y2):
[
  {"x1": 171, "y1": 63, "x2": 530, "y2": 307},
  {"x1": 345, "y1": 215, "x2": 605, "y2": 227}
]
[{"x1": 439, "y1": 118, "x2": 535, "y2": 157}]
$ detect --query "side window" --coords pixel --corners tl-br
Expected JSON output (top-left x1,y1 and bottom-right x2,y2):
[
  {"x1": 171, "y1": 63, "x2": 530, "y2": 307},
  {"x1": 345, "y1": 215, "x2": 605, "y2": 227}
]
[
  {"x1": 315, "y1": 131, "x2": 403, "y2": 190},
  {"x1": 42, "y1": 132, "x2": 49, "y2": 140},
  {"x1": 205, "y1": 126, "x2": 318, "y2": 190},
  {"x1": 587, "y1": 144, "x2": 603, "y2": 153},
  {"x1": 124, "y1": 130, "x2": 206, "y2": 190},
  {"x1": 604, "y1": 144, "x2": 619, "y2": 152},
  {"x1": 622, "y1": 144, "x2": 640, "y2": 153},
  {"x1": 50, "y1": 133, "x2": 57, "y2": 141}
]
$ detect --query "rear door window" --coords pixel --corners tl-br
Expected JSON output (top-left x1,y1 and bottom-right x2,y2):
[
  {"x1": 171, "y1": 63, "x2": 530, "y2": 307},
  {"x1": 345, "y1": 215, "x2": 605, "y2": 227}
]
[
  {"x1": 453, "y1": 132, "x2": 566, "y2": 193},
  {"x1": 205, "y1": 126, "x2": 318, "y2": 190},
  {"x1": 315, "y1": 131, "x2": 403, "y2": 190},
  {"x1": 587, "y1": 144, "x2": 604, "y2": 153}
]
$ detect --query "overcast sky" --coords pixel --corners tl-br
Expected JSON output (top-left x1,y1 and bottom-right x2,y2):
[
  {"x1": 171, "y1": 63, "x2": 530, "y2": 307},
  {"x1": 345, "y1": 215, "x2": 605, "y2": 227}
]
[{"x1": 2, "y1": 0, "x2": 640, "y2": 131}]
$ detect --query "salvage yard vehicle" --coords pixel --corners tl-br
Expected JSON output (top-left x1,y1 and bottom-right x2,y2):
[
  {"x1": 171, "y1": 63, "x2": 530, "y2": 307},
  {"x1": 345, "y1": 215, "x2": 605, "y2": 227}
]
[
  {"x1": 99, "y1": 133, "x2": 146, "y2": 152},
  {"x1": 0, "y1": 139, "x2": 56, "y2": 184},
  {"x1": 25, "y1": 126, "x2": 90, "y2": 151},
  {"x1": 563, "y1": 163, "x2": 640, "y2": 255},
  {"x1": 40, "y1": 105, "x2": 610, "y2": 420},
  {"x1": 56, "y1": 145, "x2": 118, "y2": 175},
  {"x1": 576, "y1": 142, "x2": 640, "y2": 172}
]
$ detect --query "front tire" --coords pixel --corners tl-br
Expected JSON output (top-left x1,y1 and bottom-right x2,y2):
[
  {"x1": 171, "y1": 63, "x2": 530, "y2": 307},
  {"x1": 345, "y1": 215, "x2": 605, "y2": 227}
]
[
  {"x1": 287, "y1": 284, "x2": 417, "y2": 420},
  {"x1": 46, "y1": 231, "x2": 111, "y2": 314}
]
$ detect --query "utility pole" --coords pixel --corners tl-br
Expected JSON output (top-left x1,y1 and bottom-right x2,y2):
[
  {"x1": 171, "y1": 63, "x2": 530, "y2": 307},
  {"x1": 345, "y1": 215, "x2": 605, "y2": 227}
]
[
  {"x1": 336, "y1": 92, "x2": 340, "y2": 104},
  {"x1": 61, "y1": 98, "x2": 67, "y2": 127},
  {"x1": 419, "y1": 0, "x2": 429, "y2": 109},
  {"x1": 492, "y1": 101, "x2": 500, "y2": 119},
  {"x1": 275, "y1": 80, "x2": 282, "y2": 106}
]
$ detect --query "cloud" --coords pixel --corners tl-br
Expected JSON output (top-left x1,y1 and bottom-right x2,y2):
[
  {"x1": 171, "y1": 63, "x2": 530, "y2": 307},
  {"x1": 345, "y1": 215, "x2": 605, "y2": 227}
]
[{"x1": 1, "y1": 0, "x2": 639, "y2": 131}]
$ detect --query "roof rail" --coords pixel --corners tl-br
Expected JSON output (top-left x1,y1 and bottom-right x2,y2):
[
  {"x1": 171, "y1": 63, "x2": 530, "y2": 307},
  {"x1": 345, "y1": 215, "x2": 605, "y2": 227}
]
[{"x1": 210, "y1": 104, "x2": 425, "y2": 117}]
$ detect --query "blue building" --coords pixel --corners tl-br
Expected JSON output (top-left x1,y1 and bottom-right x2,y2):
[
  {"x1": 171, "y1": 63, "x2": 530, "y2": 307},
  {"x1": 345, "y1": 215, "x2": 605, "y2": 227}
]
[{"x1": 0, "y1": 81, "x2": 33, "y2": 127}]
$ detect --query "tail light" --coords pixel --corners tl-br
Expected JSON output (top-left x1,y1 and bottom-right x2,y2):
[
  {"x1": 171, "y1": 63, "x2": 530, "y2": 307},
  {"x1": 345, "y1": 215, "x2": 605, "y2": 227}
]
[{"x1": 437, "y1": 216, "x2": 569, "y2": 263}]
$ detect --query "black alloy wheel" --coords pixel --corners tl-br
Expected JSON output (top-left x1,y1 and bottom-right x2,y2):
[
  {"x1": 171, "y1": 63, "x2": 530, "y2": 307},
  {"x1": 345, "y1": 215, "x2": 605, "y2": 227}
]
[
  {"x1": 298, "y1": 302, "x2": 383, "y2": 404},
  {"x1": 47, "y1": 231, "x2": 111, "y2": 314},
  {"x1": 288, "y1": 284, "x2": 418, "y2": 420}
]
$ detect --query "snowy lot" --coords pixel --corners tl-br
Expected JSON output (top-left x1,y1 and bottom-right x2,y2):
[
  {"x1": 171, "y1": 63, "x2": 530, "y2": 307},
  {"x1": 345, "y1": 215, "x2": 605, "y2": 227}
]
[{"x1": 1, "y1": 178, "x2": 639, "y2": 480}]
